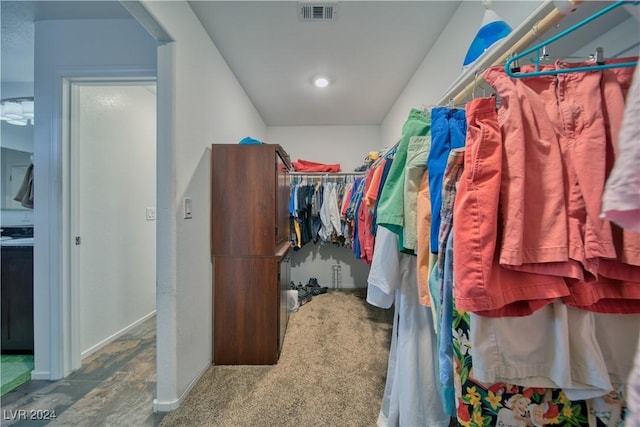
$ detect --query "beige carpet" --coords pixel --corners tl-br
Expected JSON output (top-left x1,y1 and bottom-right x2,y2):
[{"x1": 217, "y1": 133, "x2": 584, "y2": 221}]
[{"x1": 160, "y1": 289, "x2": 394, "y2": 427}]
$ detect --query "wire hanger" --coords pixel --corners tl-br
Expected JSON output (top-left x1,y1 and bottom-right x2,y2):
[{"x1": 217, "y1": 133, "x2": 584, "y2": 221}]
[{"x1": 505, "y1": 0, "x2": 638, "y2": 78}]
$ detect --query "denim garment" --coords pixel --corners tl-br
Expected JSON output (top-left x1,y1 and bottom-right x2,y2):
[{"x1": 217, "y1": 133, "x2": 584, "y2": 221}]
[
  {"x1": 439, "y1": 231, "x2": 455, "y2": 416},
  {"x1": 427, "y1": 107, "x2": 466, "y2": 253}
]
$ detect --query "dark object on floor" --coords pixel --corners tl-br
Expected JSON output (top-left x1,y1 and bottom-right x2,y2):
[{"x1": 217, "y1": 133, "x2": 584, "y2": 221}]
[
  {"x1": 306, "y1": 278, "x2": 329, "y2": 295},
  {"x1": 293, "y1": 282, "x2": 313, "y2": 306},
  {"x1": 308, "y1": 287, "x2": 328, "y2": 296},
  {"x1": 299, "y1": 292, "x2": 313, "y2": 306}
]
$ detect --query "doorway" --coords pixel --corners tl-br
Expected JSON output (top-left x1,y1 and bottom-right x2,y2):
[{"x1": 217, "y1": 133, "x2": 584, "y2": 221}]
[{"x1": 69, "y1": 81, "x2": 157, "y2": 361}]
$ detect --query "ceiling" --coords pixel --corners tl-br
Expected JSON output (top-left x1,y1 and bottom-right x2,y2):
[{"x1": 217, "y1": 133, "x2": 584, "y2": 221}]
[
  {"x1": 0, "y1": 0, "x2": 461, "y2": 126},
  {"x1": 188, "y1": 1, "x2": 460, "y2": 126},
  {"x1": 1, "y1": 1, "x2": 133, "y2": 83},
  {"x1": 1, "y1": 1, "x2": 636, "y2": 127}
]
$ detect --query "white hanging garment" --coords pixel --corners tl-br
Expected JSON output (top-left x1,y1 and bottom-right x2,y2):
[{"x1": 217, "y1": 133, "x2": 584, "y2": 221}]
[
  {"x1": 470, "y1": 302, "x2": 614, "y2": 401},
  {"x1": 318, "y1": 182, "x2": 342, "y2": 242},
  {"x1": 601, "y1": 64, "x2": 640, "y2": 231},
  {"x1": 367, "y1": 226, "x2": 449, "y2": 427}
]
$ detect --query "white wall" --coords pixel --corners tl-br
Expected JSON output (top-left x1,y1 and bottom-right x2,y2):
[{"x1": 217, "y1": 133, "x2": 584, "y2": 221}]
[
  {"x1": 1, "y1": 124, "x2": 34, "y2": 153},
  {"x1": 267, "y1": 125, "x2": 380, "y2": 287},
  {"x1": 2, "y1": 82, "x2": 33, "y2": 98},
  {"x1": 74, "y1": 84, "x2": 156, "y2": 358},
  {"x1": 267, "y1": 125, "x2": 381, "y2": 172},
  {"x1": 381, "y1": 2, "x2": 639, "y2": 144},
  {"x1": 380, "y1": 1, "x2": 539, "y2": 144},
  {"x1": 137, "y1": 0, "x2": 267, "y2": 411},
  {"x1": 33, "y1": 18, "x2": 156, "y2": 380},
  {"x1": 571, "y1": 16, "x2": 639, "y2": 58},
  {"x1": 290, "y1": 244, "x2": 371, "y2": 289}
]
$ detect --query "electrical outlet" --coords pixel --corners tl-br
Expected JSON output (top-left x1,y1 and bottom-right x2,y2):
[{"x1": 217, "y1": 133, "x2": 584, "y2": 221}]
[{"x1": 146, "y1": 207, "x2": 156, "y2": 221}]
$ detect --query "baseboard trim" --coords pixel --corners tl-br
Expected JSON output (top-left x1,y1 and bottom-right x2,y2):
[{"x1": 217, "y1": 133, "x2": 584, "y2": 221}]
[
  {"x1": 81, "y1": 310, "x2": 156, "y2": 359},
  {"x1": 152, "y1": 360, "x2": 211, "y2": 413},
  {"x1": 30, "y1": 371, "x2": 51, "y2": 380}
]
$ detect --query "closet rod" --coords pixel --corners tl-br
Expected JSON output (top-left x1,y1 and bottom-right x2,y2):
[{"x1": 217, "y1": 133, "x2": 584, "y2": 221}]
[
  {"x1": 289, "y1": 172, "x2": 366, "y2": 176},
  {"x1": 437, "y1": 0, "x2": 583, "y2": 107}
]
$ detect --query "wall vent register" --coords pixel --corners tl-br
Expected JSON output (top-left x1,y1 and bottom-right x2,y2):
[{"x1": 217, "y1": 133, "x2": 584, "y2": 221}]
[{"x1": 298, "y1": 3, "x2": 337, "y2": 21}]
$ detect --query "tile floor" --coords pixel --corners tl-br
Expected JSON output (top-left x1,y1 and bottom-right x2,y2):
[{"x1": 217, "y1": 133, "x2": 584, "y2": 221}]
[{"x1": 0, "y1": 316, "x2": 165, "y2": 426}]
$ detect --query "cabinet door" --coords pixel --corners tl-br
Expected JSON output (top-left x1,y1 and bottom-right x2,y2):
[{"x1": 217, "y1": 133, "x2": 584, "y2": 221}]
[
  {"x1": 211, "y1": 144, "x2": 277, "y2": 256},
  {"x1": 214, "y1": 256, "x2": 279, "y2": 365}
]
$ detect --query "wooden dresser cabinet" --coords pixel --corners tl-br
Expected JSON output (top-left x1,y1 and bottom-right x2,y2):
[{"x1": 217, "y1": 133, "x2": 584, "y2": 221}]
[{"x1": 211, "y1": 143, "x2": 291, "y2": 365}]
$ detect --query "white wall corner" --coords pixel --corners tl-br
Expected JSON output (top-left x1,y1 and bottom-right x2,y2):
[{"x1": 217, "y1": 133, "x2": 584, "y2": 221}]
[{"x1": 152, "y1": 359, "x2": 211, "y2": 413}]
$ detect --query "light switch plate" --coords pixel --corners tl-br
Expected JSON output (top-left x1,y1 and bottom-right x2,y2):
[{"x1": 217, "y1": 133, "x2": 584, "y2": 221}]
[
  {"x1": 184, "y1": 197, "x2": 193, "y2": 219},
  {"x1": 146, "y1": 207, "x2": 156, "y2": 221}
]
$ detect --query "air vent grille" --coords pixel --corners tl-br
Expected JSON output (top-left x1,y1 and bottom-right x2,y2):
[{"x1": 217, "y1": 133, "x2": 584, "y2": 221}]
[{"x1": 299, "y1": 3, "x2": 337, "y2": 21}]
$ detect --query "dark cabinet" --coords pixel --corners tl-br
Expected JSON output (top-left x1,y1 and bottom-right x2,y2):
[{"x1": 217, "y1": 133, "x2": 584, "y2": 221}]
[
  {"x1": 211, "y1": 144, "x2": 291, "y2": 365},
  {"x1": 211, "y1": 144, "x2": 290, "y2": 257},
  {"x1": 1, "y1": 246, "x2": 34, "y2": 353}
]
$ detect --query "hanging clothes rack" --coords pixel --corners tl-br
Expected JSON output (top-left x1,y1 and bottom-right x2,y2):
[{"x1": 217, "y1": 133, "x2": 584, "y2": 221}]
[
  {"x1": 289, "y1": 171, "x2": 366, "y2": 185},
  {"x1": 505, "y1": 1, "x2": 638, "y2": 78},
  {"x1": 289, "y1": 172, "x2": 367, "y2": 176},
  {"x1": 437, "y1": 0, "x2": 585, "y2": 106}
]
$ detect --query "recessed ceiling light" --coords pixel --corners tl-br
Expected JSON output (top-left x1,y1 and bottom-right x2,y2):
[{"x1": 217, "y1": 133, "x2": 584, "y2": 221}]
[{"x1": 313, "y1": 77, "x2": 330, "y2": 88}]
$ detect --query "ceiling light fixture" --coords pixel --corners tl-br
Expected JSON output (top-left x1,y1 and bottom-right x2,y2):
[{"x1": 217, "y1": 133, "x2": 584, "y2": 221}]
[
  {"x1": 1, "y1": 97, "x2": 35, "y2": 126},
  {"x1": 313, "y1": 77, "x2": 330, "y2": 88}
]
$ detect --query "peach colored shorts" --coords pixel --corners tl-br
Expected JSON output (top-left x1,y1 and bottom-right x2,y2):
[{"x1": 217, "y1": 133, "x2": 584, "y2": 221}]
[
  {"x1": 484, "y1": 59, "x2": 640, "y2": 312},
  {"x1": 453, "y1": 96, "x2": 569, "y2": 316}
]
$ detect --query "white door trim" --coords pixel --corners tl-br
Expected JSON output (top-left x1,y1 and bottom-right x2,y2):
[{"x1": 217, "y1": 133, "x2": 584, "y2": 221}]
[
  {"x1": 34, "y1": 66, "x2": 155, "y2": 380},
  {"x1": 69, "y1": 80, "x2": 157, "y2": 360}
]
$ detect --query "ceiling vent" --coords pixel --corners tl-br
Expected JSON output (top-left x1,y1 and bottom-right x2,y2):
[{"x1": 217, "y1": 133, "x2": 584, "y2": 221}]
[{"x1": 298, "y1": 3, "x2": 337, "y2": 21}]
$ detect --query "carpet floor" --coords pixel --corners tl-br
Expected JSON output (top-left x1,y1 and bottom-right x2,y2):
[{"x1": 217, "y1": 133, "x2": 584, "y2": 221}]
[
  {"x1": 1, "y1": 355, "x2": 34, "y2": 397},
  {"x1": 160, "y1": 288, "x2": 394, "y2": 427}
]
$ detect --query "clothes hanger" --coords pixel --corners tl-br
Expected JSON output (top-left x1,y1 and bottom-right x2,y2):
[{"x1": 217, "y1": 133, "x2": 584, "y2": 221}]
[
  {"x1": 505, "y1": 0, "x2": 638, "y2": 78},
  {"x1": 464, "y1": 70, "x2": 492, "y2": 103},
  {"x1": 368, "y1": 141, "x2": 399, "y2": 170}
]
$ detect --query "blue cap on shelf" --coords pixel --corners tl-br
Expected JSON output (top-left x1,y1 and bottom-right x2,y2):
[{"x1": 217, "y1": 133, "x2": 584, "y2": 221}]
[{"x1": 238, "y1": 136, "x2": 263, "y2": 145}]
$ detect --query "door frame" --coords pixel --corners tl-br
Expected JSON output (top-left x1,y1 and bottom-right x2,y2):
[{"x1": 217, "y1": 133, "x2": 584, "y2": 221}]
[
  {"x1": 33, "y1": 67, "x2": 155, "y2": 380},
  {"x1": 64, "y1": 73, "x2": 157, "y2": 374},
  {"x1": 68, "y1": 79, "x2": 157, "y2": 362}
]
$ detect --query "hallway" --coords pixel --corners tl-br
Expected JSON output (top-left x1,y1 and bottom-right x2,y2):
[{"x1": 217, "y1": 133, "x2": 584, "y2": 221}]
[{"x1": 1, "y1": 316, "x2": 164, "y2": 426}]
